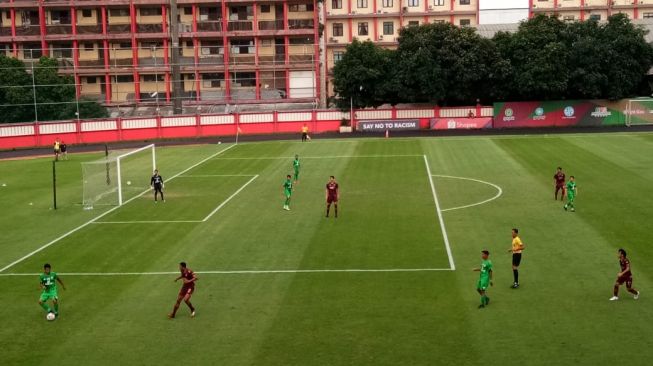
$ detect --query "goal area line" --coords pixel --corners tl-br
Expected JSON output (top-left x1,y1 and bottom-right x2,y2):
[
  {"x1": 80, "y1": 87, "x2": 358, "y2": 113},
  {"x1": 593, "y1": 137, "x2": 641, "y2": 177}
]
[{"x1": 0, "y1": 268, "x2": 454, "y2": 277}]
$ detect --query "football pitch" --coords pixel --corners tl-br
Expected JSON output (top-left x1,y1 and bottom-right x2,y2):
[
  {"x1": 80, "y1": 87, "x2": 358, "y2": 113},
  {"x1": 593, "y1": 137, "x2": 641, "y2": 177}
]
[{"x1": 1, "y1": 133, "x2": 652, "y2": 365}]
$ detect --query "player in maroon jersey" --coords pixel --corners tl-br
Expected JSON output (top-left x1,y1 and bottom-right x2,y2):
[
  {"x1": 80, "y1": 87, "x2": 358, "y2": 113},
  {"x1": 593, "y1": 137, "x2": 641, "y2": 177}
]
[
  {"x1": 610, "y1": 249, "x2": 640, "y2": 301},
  {"x1": 168, "y1": 262, "x2": 197, "y2": 318},
  {"x1": 554, "y1": 167, "x2": 566, "y2": 201},
  {"x1": 325, "y1": 176, "x2": 339, "y2": 218}
]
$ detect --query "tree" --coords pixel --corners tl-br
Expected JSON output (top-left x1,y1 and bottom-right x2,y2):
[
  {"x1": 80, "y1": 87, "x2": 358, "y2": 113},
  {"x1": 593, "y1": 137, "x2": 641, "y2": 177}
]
[
  {"x1": 0, "y1": 55, "x2": 108, "y2": 123},
  {"x1": 494, "y1": 15, "x2": 570, "y2": 101},
  {"x1": 598, "y1": 14, "x2": 653, "y2": 100},
  {"x1": 332, "y1": 40, "x2": 396, "y2": 110},
  {"x1": 396, "y1": 23, "x2": 509, "y2": 105}
]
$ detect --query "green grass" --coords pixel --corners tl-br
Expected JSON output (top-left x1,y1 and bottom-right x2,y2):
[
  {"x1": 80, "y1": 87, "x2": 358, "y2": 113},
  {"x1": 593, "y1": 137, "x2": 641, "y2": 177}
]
[{"x1": 1, "y1": 133, "x2": 652, "y2": 365}]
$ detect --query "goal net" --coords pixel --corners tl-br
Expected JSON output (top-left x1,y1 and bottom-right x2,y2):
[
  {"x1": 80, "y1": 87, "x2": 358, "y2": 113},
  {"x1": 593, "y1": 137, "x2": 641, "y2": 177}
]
[
  {"x1": 82, "y1": 144, "x2": 156, "y2": 209},
  {"x1": 625, "y1": 98, "x2": 653, "y2": 127}
]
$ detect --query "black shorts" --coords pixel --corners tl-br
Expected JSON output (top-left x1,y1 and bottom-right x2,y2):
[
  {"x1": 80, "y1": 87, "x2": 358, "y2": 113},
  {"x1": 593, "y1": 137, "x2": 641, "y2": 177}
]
[
  {"x1": 154, "y1": 184, "x2": 163, "y2": 191},
  {"x1": 512, "y1": 253, "x2": 522, "y2": 266}
]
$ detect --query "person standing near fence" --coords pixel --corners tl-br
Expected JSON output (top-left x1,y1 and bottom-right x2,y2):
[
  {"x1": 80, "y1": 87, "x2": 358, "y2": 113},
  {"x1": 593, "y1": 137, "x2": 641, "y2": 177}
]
[
  {"x1": 53, "y1": 139, "x2": 61, "y2": 161},
  {"x1": 151, "y1": 170, "x2": 165, "y2": 203},
  {"x1": 301, "y1": 124, "x2": 310, "y2": 142}
]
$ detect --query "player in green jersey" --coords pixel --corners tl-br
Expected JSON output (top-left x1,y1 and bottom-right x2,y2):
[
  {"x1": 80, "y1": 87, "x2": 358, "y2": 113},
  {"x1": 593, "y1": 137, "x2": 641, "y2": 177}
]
[
  {"x1": 564, "y1": 176, "x2": 577, "y2": 212},
  {"x1": 283, "y1": 174, "x2": 293, "y2": 211},
  {"x1": 473, "y1": 251, "x2": 493, "y2": 308},
  {"x1": 293, "y1": 155, "x2": 300, "y2": 183},
  {"x1": 39, "y1": 263, "x2": 66, "y2": 318}
]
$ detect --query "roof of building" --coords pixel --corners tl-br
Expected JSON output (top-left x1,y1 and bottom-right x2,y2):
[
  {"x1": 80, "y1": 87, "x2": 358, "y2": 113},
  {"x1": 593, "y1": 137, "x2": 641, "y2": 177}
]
[{"x1": 475, "y1": 19, "x2": 653, "y2": 43}]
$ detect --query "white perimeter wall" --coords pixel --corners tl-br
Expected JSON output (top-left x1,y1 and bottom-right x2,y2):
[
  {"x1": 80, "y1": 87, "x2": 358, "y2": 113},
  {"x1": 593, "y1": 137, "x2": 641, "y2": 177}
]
[{"x1": 479, "y1": 0, "x2": 529, "y2": 24}]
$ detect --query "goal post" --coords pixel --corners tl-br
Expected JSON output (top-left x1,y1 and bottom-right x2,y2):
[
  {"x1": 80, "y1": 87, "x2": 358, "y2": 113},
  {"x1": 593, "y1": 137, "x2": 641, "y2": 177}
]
[
  {"x1": 625, "y1": 98, "x2": 653, "y2": 127},
  {"x1": 82, "y1": 144, "x2": 156, "y2": 209}
]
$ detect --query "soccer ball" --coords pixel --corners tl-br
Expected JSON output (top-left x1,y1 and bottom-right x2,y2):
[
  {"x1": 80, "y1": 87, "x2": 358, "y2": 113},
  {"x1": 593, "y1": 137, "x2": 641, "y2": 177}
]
[
  {"x1": 46, "y1": 312, "x2": 56, "y2": 321},
  {"x1": 126, "y1": 181, "x2": 131, "y2": 185}
]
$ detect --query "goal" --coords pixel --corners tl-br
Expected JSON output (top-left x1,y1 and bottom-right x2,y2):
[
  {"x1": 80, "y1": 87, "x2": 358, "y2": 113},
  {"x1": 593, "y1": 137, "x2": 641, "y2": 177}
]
[
  {"x1": 625, "y1": 98, "x2": 653, "y2": 127},
  {"x1": 82, "y1": 144, "x2": 156, "y2": 209}
]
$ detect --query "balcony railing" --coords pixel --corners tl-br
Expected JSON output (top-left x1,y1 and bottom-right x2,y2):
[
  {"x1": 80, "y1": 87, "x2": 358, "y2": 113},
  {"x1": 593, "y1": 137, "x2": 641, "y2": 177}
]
[
  {"x1": 15, "y1": 25, "x2": 42, "y2": 36},
  {"x1": 227, "y1": 21, "x2": 252, "y2": 32},
  {"x1": 137, "y1": 24, "x2": 163, "y2": 33},
  {"x1": 0, "y1": 27, "x2": 12, "y2": 36},
  {"x1": 108, "y1": 24, "x2": 131, "y2": 33},
  {"x1": 77, "y1": 25, "x2": 102, "y2": 35},
  {"x1": 288, "y1": 19, "x2": 314, "y2": 30},
  {"x1": 258, "y1": 20, "x2": 284, "y2": 31},
  {"x1": 47, "y1": 24, "x2": 73, "y2": 35},
  {"x1": 197, "y1": 21, "x2": 222, "y2": 32}
]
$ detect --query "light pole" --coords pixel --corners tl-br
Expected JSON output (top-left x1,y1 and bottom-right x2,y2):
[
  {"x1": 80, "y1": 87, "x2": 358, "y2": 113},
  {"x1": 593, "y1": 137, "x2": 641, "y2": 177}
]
[{"x1": 350, "y1": 85, "x2": 362, "y2": 127}]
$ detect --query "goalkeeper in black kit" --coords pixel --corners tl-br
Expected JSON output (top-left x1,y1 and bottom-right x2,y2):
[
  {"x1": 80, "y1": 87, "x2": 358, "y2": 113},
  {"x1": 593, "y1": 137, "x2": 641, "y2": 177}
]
[{"x1": 151, "y1": 169, "x2": 165, "y2": 202}]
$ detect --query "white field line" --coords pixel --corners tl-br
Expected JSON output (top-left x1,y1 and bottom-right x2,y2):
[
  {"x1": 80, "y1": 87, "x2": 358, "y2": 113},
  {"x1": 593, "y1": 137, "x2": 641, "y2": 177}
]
[
  {"x1": 202, "y1": 175, "x2": 259, "y2": 222},
  {"x1": 423, "y1": 155, "x2": 456, "y2": 271},
  {"x1": 213, "y1": 154, "x2": 423, "y2": 160},
  {"x1": 432, "y1": 175, "x2": 503, "y2": 212},
  {"x1": 0, "y1": 268, "x2": 453, "y2": 277},
  {"x1": 0, "y1": 144, "x2": 237, "y2": 273},
  {"x1": 177, "y1": 174, "x2": 258, "y2": 177},
  {"x1": 93, "y1": 220, "x2": 202, "y2": 224}
]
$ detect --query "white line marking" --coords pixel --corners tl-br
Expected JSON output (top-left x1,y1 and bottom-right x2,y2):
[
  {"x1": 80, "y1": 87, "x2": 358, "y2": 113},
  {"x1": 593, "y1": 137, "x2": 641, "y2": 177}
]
[
  {"x1": 0, "y1": 268, "x2": 453, "y2": 277},
  {"x1": 423, "y1": 155, "x2": 456, "y2": 271},
  {"x1": 93, "y1": 220, "x2": 202, "y2": 224},
  {"x1": 0, "y1": 144, "x2": 237, "y2": 273},
  {"x1": 202, "y1": 175, "x2": 259, "y2": 222},
  {"x1": 432, "y1": 175, "x2": 503, "y2": 212},
  {"x1": 177, "y1": 174, "x2": 257, "y2": 178},
  {"x1": 214, "y1": 154, "x2": 423, "y2": 160}
]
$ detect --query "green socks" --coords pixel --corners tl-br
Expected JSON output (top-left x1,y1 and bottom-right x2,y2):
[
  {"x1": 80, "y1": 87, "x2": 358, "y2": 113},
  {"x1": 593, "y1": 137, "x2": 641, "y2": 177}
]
[
  {"x1": 54, "y1": 302, "x2": 59, "y2": 314},
  {"x1": 40, "y1": 302, "x2": 51, "y2": 313},
  {"x1": 480, "y1": 295, "x2": 489, "y2": 306},
  {"x1": 285, "y1": 198, "x2": 291, "y2": 206}
]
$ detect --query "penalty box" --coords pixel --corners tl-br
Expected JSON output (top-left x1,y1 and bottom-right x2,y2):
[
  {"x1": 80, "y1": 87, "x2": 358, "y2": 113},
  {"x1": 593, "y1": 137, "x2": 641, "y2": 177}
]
[{"x1": 94, "y1": 174, "x2": 259, "y2": 224}]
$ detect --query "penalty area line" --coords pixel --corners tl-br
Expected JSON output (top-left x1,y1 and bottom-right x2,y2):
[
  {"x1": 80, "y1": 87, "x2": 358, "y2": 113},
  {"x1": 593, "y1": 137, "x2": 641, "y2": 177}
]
[
  {"x1": 0, "y1": 144, "x2": 237, "y2": 274},
  {"x1": 0, "y1": 268, "x2": 454, "y2": 277},
  {"x1": 423, "y1": 155, "x2": 456, "y2": 271},
  {"x1": 202, "y1": 175, "x2": 259, "y2": 222}
]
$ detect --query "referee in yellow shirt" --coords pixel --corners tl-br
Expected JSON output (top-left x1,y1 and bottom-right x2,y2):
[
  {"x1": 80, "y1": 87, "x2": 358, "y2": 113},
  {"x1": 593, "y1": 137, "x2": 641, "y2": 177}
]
[
  {"x1": 301, "y1": 124, "x2": 310, "y2": 142},
  {"x1": 507, "y1": 228, "x2": 524, "y2": 288}
]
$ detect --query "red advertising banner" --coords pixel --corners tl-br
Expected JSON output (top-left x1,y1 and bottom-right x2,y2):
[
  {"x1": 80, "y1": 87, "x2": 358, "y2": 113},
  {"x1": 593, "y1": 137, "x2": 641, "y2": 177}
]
[
  {"x1": 430, "y1": 117, "x2": 492, "y2": 130},
  {"x1": 493, "y1": 100, "x2": 627, "y2": 128}
]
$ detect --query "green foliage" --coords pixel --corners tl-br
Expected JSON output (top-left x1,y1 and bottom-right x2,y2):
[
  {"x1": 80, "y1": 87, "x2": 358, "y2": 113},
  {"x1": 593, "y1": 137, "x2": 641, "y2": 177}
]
[
  {"x1": 332, "y1": 14, "x2": 653, "y2": 107},
  {"x1": 332, "y1": 40, "x2": 398, "y2": 110},
  {"x1": 0, "y1": 55, "x2": 108, "y2": 123}
]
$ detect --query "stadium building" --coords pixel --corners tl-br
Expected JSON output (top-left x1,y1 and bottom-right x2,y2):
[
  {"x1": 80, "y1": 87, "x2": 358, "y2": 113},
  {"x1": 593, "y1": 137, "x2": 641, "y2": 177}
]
[{"x1": 0, "y1": 0, "x2": 651, "y2": 110}]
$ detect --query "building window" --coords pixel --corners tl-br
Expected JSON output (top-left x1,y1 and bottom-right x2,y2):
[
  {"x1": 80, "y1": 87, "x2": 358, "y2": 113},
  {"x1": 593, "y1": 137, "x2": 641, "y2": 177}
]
[
  {"x1": 202, "y1": 73, "x2": 224, "y2": 88},
  {"x1": 261, "y1": 5, "x2": 271, "y2": 13},
  {"x1": 383, "y1": 0, "x2": 393, "y2": 7},
  {"x1": 334, "y1": 51, "x2": 344, "y2": 63},
  {"x1": 117, "y1": 42, "x2": 132, "y2": 49},
  {"x1": 109, "y1": 9, "x2": 130, "y2": 17},
  {"x1": 358, "y1": 22, "x2": 368, "y2": 36},
  {"x1": 644, "y1": 13, "x2": 653, "y2": 19},
  {"x1": 141, "y1": 41, "x2": 163, "y2": 49},
  {"x1": 232, "y1": 72, "x2": 256, "y2": 87},
  {"x1": 408, "y1": 0, "x2": 419, "y2": 7},
  {"x1": 183, "y1": 7, "x2": 192, "y2": 15},
  {"x1": 115, "y1": 75, "x2": 134, "y2": 83},
  {"x1": 142, "y1": 74, "x2": 165, "y2": 82},
  {"x1": 82, "y1": 9, "x2": 93, "y2": 18},
  {"x1": 383, "y1": 22, "x2": 393, "y2": 35},
  {"x1": 434, "y1": 0, "x2": 444, "y2": 5},
  {"x1": 459, "y1": 0, "x2": 470, "y2": 5},
  {"x1": 332, "y1": 0, "x2": 343, "y2": 9},
  {"x1": 460, "y1": 19, "x2": 470, "y2": 27},
  {"x1": 86, "y1": 77, "x2": 97, "y2": 84},
  {"x1": 408, "y1": 21, "x2": 419, "y2": 27},
  {"x1": 289, "y1": 37, "x2": 313, "y2": 45},
  {"x1": 289, "y1": 4, "x2": 314, "y2": 12},
  {"x1": 563, "y1": 15, "x2": 574, "y2": 21},
  {"x1": 357, "y1": 0, "x2": 368, "y2": 8},
  {"x1": 140, "y1": 8, "x2": 162, "y2": 17},
  {"x1": 589, "y1": 14, "x2": 601, "y2": 21},
  {"x1": 83, "y1": 43, "x2": 94, "y2": 51},
  {"x1": 333, "y1": 23, "x2": 343, "y2": 37}
]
